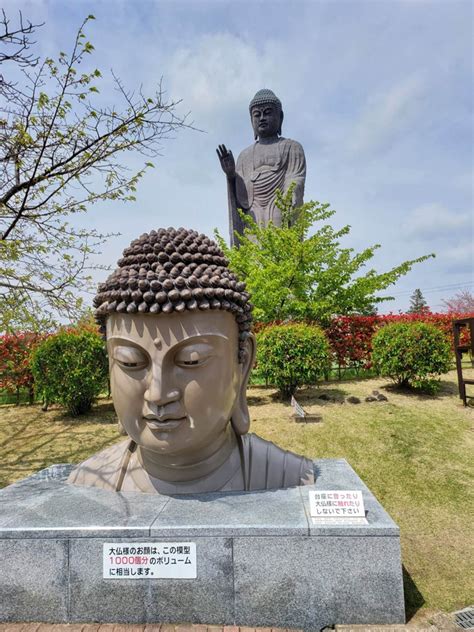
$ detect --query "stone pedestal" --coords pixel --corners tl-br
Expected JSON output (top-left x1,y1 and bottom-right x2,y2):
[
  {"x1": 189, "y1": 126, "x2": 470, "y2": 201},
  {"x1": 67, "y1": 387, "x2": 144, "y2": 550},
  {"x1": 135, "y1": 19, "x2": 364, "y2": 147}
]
[{"x1": 0, "y1": 459, "x2": 405, "y2": 630}]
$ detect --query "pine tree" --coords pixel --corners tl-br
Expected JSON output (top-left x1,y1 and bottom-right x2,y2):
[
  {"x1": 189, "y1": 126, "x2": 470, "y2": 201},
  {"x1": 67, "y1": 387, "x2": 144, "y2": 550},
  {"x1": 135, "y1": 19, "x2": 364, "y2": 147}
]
[{"x1": 408, "y1": 289, "x2": 429, "y2": 314}]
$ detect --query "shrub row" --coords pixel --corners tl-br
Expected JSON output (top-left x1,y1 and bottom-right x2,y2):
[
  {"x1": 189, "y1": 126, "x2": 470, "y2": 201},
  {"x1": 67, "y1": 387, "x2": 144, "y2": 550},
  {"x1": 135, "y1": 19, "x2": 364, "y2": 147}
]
[
  {"x1": 256, "y1": 319, "x2": 455, "y2": 396},
  {"x1": 0, "y1": 311, "x2": 471, "y2": 410},
  {"x1": 257, "y1": 311, "x2": 472, "y2": 374}
]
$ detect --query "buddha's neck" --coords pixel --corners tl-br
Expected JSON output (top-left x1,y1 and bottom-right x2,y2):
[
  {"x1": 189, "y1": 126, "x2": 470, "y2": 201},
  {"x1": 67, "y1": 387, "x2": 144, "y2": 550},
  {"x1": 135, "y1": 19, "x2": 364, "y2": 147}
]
[
  {"x1": 136, "y1": 426, "x2": 238, "y2": 483},
  {"x1": 257, "y1": 135, "x2": 280, "y2": 145}
]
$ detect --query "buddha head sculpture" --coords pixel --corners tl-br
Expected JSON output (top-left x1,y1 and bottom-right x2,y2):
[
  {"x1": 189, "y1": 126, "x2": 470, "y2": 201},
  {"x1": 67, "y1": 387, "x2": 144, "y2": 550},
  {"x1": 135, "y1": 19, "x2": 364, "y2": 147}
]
[
  {"x1": 68, "y1": 227, "x2": 314, "y2": 494},
  {"x1": 249, "y1": 88, "x2": 284, "y2": 140}
]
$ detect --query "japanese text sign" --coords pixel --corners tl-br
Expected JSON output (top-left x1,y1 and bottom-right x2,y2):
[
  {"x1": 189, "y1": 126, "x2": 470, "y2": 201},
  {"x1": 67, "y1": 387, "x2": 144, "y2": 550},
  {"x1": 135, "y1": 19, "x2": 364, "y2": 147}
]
[
  {"x1": 103, "y1": 542, "x2": 197, "y2": 579},
  {"x1": 309, "y1": 490, "x2": 366, "y2": 519}
]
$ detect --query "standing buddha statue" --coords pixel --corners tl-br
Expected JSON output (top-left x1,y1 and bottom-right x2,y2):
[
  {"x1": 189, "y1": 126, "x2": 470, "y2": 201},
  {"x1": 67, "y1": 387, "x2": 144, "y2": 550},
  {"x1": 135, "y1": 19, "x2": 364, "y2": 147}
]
[{"x1": 217, "y1": 89, "x2": 306, "y2": 246}]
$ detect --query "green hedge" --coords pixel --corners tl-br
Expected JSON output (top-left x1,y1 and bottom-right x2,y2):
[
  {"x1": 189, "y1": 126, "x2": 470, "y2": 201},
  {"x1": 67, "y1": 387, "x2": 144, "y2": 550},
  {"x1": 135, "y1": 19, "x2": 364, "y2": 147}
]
[
  {"x1": 31, "y1": 329, "x2": 108, "y2": 415},
  {"x1": 371, "y1": 321, "x2": 452, "y2": 393},
  {"x1": 256, "y1": 322, "x2": 330, "y2": 397}
]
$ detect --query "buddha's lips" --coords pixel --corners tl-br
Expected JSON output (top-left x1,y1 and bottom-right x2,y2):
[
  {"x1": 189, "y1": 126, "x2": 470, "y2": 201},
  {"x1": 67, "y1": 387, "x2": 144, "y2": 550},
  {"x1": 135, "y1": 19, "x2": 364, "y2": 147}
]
[{"x1": 144, "y1": 417, "x2": 186, "y2": 431}]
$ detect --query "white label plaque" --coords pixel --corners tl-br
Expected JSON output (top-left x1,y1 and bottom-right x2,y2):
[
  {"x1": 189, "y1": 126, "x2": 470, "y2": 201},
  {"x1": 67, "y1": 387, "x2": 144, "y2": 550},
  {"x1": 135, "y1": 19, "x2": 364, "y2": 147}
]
[
  {"x1": 309, "y1": 490, "x2": 366, "y2": 519},
  {"x1": 103, "y1": 542, "x2": 197, "y2": 579}
]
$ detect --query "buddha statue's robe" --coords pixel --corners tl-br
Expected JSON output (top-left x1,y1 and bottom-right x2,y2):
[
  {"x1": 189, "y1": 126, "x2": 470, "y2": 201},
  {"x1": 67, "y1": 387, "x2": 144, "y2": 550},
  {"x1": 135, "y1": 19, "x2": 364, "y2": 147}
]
[
  {"x1": 67, "y1": 432, "x2": 314, "y2": 494},
  {"x1": 230, "y1": 137, "x2": 306, "y2": 242}
]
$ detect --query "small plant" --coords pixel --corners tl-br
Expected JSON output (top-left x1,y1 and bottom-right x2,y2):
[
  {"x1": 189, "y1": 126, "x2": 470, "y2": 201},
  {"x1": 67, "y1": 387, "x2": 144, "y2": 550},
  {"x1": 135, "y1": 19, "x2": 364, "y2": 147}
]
[
  {"x1": 256, "y1": 322, "x2": 330, "y2": 397},
  {"x1": 31, "y1": 328, "x2": 108, "y2": 415},
  {"x1": 371, "y1": 321, "x2": 452, "y2": 393}
]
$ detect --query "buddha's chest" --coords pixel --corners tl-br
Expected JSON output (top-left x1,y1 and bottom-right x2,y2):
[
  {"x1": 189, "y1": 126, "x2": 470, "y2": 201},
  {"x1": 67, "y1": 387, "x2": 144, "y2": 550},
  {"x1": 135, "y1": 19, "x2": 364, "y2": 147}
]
[{"x1": 253, "y1": 142, "x2": 282, "y2": 170}]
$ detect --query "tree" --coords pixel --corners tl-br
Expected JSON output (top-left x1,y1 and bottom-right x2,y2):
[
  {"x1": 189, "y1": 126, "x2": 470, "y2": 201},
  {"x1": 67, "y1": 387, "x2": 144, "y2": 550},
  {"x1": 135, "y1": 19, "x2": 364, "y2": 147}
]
[
  {"x1": 0, "y1": 14, "x2": 190, "y2": 332},
  {"x1": 0, "y1": 10, "x2": 43, "y2": 83},
  {"x1": 441, "y1": 290, "x2": 474, "y2": 314},
  {"x1": 408, "y1": 289, "x2": 429, "y2": 314},
  {"x1": 216, "y1": 186, "x2": 435, "y2": 325}
]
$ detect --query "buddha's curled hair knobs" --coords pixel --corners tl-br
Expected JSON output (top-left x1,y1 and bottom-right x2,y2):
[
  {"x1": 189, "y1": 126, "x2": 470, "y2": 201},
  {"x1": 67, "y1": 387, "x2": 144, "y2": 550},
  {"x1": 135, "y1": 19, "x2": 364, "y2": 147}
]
[{"x1": 94, "y1": 227, "x2": 252, "y2": 360}]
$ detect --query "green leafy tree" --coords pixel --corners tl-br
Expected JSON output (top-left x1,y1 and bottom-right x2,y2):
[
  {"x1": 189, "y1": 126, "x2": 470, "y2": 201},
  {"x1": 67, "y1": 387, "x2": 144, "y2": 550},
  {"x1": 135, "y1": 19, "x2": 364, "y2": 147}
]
[
  {"x1": 407, "y1": 288, "x2": 429, "y2": 314},
  {"x1": 216, "y1": 186, "x2": 434, "y2": 325},
  {"x1": 0, "y1": 14, "x2": 190, "y2": 332}
]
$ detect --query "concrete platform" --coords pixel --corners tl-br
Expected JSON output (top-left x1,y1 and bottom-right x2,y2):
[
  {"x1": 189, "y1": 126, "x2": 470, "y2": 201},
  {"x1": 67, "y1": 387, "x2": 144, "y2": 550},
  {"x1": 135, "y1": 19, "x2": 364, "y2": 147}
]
[{"x1": 0, "y1": 460, "x2": 405, "y2": 631}]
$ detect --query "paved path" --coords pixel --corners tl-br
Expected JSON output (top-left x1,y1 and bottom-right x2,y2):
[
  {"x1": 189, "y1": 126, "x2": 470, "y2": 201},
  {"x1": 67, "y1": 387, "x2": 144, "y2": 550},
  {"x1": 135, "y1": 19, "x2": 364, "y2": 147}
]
[
  {"x1": 0, "y1": 616, "x2": 461, "y2": 632},
  {"x1": 0, "y1": 626, "x2": 300, "y2": 632}
]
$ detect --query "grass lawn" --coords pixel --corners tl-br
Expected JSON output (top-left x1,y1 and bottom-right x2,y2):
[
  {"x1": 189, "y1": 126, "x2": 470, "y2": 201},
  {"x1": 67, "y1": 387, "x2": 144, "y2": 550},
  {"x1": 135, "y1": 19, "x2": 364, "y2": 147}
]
[{"x1": 0, "y1": 369, "x2": 472, "y2": 624}]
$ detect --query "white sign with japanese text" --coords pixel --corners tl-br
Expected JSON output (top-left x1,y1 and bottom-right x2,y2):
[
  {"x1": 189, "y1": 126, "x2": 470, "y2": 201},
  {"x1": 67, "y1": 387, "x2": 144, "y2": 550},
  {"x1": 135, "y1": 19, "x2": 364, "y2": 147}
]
[
  {"x1": 309, "y1": 490, "x2": 366, "y2": 519},
  {"x1": 103, "y1": 542, "x2": 197, "y2": 579}
]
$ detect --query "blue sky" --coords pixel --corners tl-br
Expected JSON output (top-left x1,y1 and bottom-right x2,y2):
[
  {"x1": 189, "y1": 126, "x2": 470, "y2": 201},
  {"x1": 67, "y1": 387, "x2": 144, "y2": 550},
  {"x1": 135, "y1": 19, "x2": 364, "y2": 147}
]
[{"x1": 5, "y1": 0, "x2": 473, "y2": 312}]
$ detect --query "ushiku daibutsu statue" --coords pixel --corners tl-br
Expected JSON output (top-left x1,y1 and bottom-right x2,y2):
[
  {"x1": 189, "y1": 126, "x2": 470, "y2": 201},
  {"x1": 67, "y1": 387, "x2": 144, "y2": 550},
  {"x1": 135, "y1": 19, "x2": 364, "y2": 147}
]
[{"x1": 217, "y1": 89, "x2": 306, "y2": 245}]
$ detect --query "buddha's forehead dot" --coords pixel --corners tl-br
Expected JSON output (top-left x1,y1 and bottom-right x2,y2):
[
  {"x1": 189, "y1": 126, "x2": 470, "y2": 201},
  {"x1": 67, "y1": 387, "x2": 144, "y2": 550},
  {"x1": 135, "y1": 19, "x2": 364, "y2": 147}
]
[{"x1": 153, "y1": 337, "x2": 162, "y2": 349}]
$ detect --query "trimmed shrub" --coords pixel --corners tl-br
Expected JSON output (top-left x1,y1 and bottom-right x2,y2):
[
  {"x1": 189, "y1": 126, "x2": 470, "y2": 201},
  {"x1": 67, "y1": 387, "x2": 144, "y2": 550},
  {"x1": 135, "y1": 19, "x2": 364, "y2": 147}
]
[
  {"x1": 371, "y1": 321, "x2": 452, "y2": 392},
  {"x1": 256, "y1": 323, "x2": 330, "y2": 397},
  {"x1": 31, "y1": 328, "x2": 108, "y2": 415}
]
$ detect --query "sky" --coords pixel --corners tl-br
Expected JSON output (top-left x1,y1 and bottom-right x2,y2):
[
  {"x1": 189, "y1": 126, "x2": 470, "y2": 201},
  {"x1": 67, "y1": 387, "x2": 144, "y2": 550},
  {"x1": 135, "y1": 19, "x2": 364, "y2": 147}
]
[{"x1": 4, "y1": 0, "x2": 473, "y2": 313}]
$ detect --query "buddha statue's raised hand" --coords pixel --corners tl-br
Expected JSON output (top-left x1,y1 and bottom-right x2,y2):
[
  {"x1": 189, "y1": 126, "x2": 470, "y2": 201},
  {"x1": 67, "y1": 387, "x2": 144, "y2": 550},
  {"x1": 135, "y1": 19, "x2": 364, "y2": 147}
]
[{"x1": 216, "y1": 144, "x2": 236, "y2": 179}]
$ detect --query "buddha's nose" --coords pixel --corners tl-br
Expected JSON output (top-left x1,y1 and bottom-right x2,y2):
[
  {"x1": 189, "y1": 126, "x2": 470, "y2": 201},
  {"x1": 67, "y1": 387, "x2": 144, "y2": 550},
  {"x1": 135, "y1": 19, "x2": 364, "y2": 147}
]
[{"x1": 143, "y1": 367, "x2": 180, "y2": 405}]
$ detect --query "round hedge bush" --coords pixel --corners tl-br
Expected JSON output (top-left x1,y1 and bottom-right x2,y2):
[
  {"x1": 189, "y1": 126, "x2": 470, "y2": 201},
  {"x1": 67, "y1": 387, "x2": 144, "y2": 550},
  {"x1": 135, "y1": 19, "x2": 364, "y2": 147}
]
[
  {"x1": 256, "y1": 322, "x2": 331, "y2": 397},
  {"x1": 31, "y1": 328, "x2": 108, "y2": 415},
  {"x1": 371, "y1": 321, "x2": 452, "y2": 392}
]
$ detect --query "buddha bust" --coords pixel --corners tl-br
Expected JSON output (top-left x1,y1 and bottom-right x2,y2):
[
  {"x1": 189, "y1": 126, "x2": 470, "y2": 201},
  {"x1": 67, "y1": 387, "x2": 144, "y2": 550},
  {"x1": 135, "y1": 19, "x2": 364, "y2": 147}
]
[
  {"x1": 217, "y1": 89, "x2": 306, "y2": 246},
  {"x1": 67, "y1": 227, "x2": 314, "y2": 494}
]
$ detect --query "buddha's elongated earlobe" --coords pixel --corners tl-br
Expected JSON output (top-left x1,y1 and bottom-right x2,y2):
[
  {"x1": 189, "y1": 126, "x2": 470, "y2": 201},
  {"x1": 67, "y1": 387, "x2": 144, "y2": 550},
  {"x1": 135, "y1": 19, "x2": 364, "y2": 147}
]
[
  {"x1": 231, "y1": 333, "x2": 256, "y2": 435},
  {"x1": 278, "y1": 110, "x2": 284, "y2": 136}
]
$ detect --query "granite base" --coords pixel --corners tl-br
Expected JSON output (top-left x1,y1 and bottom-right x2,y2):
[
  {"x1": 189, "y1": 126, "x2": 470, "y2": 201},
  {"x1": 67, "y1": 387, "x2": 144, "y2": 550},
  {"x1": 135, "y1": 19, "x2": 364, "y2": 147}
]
[{"x1": 0, "y1": 459, "x2": 405, "y2": 631}]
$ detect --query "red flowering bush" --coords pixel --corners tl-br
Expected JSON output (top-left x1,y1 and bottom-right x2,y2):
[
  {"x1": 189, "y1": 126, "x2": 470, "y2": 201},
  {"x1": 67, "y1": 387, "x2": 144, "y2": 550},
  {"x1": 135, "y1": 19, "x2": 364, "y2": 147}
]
[
  {"x1": 325, "y1": 316, "x2": 378, "y2": 370},
  {"x1": 0, "y1": 333, "x2": 45, "y2": 403}
]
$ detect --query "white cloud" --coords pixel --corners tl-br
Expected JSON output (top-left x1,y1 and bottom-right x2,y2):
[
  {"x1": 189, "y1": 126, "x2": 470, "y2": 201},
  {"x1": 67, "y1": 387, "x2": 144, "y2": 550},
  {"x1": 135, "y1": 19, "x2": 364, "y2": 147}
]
[
  {"x1": 441, "y1": 242, "x2": 474, "y2": 269},
  {"x1": 165, "y1": 34, "x2": 281, "y2": 121},
  {"x1": 348, "y1": 75, "x2": 425, "y2": 157},
  {"x1": 402, "y1": 203, "x2": 472, "y2": 238}
]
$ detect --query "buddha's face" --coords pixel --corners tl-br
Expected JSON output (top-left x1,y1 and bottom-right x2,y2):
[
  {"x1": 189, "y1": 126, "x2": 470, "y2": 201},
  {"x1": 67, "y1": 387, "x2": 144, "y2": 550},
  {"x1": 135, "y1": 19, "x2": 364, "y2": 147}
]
[
  {"x1": 251, "y1": 102, "x2": 281, "y2": 139},
  {"x1": 106, "y1": 311, "x2": 250, "y2": 462}
]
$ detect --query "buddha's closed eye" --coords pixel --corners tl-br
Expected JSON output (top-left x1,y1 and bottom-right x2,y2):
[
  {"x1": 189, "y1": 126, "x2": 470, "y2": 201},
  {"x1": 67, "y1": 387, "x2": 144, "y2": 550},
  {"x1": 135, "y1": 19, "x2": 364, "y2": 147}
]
[
  {"x1": 175, "y1": 343, "x2": 214, "y2": 368},
  {"x1": 113, "y1": 346, "x2": 148, "y2": 370}
]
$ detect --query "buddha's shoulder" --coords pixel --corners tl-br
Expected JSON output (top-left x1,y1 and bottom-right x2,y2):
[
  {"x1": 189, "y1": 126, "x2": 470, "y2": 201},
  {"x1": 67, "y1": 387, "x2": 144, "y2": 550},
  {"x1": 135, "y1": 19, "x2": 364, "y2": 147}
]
[
  {"x1": 279, "y1": 137, "x2": 305, "y2": 153},
  {"x1": 241, "y1": 433, "x2": 314, "y2": 490},
  {"x1": 237, "y1": 143, "x2": 255, "y2": 163},
  {"x1": 67, "y1": 439, "x2": 131, "y2": 491}
]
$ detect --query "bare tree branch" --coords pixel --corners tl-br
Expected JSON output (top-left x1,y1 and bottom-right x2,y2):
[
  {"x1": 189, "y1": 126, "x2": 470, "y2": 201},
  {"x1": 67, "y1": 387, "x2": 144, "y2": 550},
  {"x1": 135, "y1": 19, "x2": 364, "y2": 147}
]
[
  {"x1": 0, "y1": 9, "x2": 44, "y2": 67},
  {"x1": 0, "y1": 14, "x2": 194, "y2": 332}
]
